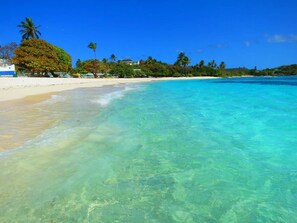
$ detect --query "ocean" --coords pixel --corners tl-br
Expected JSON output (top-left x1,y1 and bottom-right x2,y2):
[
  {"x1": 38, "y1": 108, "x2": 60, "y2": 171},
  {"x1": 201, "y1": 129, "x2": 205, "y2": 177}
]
[{"x1": 1, "y1": 76, "x2": 297, "y2": 222}]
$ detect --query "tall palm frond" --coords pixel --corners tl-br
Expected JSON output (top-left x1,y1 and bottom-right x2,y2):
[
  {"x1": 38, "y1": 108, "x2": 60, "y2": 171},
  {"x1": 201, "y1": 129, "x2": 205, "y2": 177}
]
[
  {"x1": 18, "y1": 17, "x2": 41, "y2": 40},
  {"x1": 88, "y1": 42, "x2": 97, "y2": 59}
]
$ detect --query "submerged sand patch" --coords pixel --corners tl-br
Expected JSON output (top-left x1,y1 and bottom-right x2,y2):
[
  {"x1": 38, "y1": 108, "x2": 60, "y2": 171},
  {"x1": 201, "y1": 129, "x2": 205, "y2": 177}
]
[{"x1": 0, "y1": 94, "x2": 55, "y2": 151}]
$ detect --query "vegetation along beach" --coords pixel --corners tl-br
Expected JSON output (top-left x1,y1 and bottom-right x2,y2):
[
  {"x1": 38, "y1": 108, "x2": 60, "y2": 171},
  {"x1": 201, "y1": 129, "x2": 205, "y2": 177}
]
[{"x1": 1, "y1": 1, "x2": 297, "y2": 222}]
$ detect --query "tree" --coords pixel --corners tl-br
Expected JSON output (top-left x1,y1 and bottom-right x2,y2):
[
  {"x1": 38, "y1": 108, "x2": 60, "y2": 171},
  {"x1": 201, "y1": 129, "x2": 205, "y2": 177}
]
[
  {"x1": 18, "y1": 17, "x2": 41, "y2": 40},
  {"x1": 110, "y1": 63, "x2": 134, "y2": 78},
  {"x1": 0, "y1": 42, "x2": 18, "y2": 60},
  {"x1": 219, "y1": 61, "x2": 226, "y2": 70},
  {"x1": 208, "y1": 60, "x2": 217, "y2": 69},
  {"x1": 88, "y1": 42, "x2": 97, "y2": 59},
  {"x1": 175, "y1": 52, "x2": 190, "y2": 67},
  {"x1": 12, "y1": 39, "x2": 72, "y2": 76},
  {"x1": 85, "y1": 59, "x2": 100, "y2": 78},
  {"x1": 85, "y1": 59, "x2": 109, "y2": 78},
  {"x1": 146, "y1": 56, "x2": 155, "y2": 64},
  {"x1": 174, "y1": 52, "x2": 190, "y2": 76},
  {"x1": 53, "y1": 46, "x2": 72, "y2": 73},
  {"x1": 72, "y1": 59, "x2": 87, "y2": 74},
  {"x1": 76, "y1": 59, "x2": 83, "y2": 68},
  {"x1": 216, "y1": 62, "x2": 227, "y2": 77},
  {"x1": 174, "y1": 52, "x2": 184, "y2": 66},
  {"x1": 198, "y1": 60, "x2": 205, "y2": 69},
  {"x1": 110, "y1": 54, "x2": 116, "y2": 62},
  {"x1": 181, "y1": 56, "x2": 190, "y2": 67}
]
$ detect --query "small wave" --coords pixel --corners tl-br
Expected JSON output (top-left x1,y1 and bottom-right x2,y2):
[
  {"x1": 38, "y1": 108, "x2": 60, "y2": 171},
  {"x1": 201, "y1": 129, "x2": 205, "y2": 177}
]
[
  {"x1": 94, "y1": 91, "x2": 125, "y2": 106},
  {"x1": 47, "y1": 94, "x2": 67, "y2": 103},
  {"x1": 37, "y1": 94, "x2": 66, "y2": 106},
  {"x1": 92, "y1": 84, "x2": 140, "y2": 107},
  {"x1": 50, "y1": 95, "x2": 65, "y2": 101}
]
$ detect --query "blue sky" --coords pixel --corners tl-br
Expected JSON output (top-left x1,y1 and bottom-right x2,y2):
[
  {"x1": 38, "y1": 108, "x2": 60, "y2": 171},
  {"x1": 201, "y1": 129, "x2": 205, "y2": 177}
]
[{"x1": 2, "y1": 0, "x2": 297, "y2": 69}]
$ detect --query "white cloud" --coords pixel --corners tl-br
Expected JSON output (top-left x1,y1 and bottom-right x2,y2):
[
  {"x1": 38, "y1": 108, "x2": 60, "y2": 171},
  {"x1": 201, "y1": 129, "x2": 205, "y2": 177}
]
[{"x1": 266, "y1": 34, "x2": 297, "y2": 43}]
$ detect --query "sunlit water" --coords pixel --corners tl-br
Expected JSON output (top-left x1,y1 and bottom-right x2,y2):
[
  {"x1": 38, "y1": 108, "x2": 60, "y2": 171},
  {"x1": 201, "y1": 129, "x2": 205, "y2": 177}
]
[{"x1": 1, "y1": 77, "x2": 297, "y2": 222}]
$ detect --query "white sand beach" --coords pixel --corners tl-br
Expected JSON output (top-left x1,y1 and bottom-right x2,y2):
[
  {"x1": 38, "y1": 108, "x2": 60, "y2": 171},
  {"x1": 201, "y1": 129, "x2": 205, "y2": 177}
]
[{"x1": 0, "y1": 77, "x2": 216, "y2": 102}]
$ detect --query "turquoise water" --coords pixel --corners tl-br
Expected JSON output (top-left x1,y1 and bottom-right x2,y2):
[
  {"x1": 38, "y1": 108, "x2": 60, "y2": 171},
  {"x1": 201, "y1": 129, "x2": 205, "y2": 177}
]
[{"x1": 1, "y1": 77, "x2": 297, "y2": 222}]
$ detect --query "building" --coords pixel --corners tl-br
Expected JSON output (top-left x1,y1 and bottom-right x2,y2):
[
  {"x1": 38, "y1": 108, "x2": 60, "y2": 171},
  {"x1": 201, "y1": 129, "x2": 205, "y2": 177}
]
[
  {"x1": 118, "y1": 59, "x2": 140, "y2": 66},
  {"x1": 0, "y1": 59, "x2": 16, "y2": 77}
]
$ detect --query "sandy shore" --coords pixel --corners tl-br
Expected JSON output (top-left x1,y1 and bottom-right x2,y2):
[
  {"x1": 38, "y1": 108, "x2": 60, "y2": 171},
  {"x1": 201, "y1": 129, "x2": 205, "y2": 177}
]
[{"x1": 0, "y1": 77, "x2": 216, "y2": 102}]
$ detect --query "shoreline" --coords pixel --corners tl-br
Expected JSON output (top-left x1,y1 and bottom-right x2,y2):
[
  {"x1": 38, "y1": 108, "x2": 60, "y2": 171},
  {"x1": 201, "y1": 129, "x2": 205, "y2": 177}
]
[
  {"x1": 0, "y1": 76, "x2": 216, "y2": 151},
  {"x1": 0, "y1": 77, "x2": 217, "y2": 102}
]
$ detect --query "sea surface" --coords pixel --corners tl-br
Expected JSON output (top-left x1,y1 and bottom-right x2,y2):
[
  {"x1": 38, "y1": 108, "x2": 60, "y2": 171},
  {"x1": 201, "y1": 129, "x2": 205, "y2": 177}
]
[{"x1": 1, "y1": 76, "x2": 297, "y2": 222}]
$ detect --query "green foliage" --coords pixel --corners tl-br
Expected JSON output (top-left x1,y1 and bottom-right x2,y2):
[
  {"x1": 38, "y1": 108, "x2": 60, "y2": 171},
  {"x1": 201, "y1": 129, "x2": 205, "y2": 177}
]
[
  {"x1": 72, "y1": 59, "x2": 87, "y2": 74},
  {"x1": 133, "y1": 69, "x2": 146, "y2": 78},
  {"x1": 12, "y1": 39, "x2": 72, "y2": 76},
  {"x1": 84, "y1": 59, "x2": 109, "y2": 78},
  {"x1": 110, "y1": 54, "x2": 116, "y2": 62},
  {"x1": 175, "y1": 52, "x2": 190, "y2": 67},
  {"x1": 219, "y1": 61, "x2": 226, "y2": 70},
  {"x1": 54, "y1": 46, "x2": 72, "y2": 72},
  {"x1": 208, "y1": 60, "x2": 217, "y2": 69},
  {"x1": 18, "y1": 17, "x2": 41, "y2": 40},
  {"x1": 140, "y1": 61, "x2": 170, "y2": 77},
  {"x1": 226, "y1": 68, "x2": 250, "y2": 77},
  {"x1": 198, "y1": 60, "x2": 205, "y2": 69},
  {"x1": 70, "y1": 52, "x2": 296, "y2": 78},
  {"x1": 88, "y1": 42, "x2": 97, "y2": 59},
  {"x1": 109, "y1": 63, "x2": 134, "y2": 78},
  {"x1": 173, "y1": 72, "x2": 182, "y2": 77},
  {"x1": 274, "y1": 64, "x2": 297, "y2": 75}
]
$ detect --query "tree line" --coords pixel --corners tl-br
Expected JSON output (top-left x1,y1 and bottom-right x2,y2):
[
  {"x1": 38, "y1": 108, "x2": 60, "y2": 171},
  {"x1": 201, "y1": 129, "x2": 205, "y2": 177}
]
[{"x1": 1, "y1": 17, "x2": 296, "y2": 78}]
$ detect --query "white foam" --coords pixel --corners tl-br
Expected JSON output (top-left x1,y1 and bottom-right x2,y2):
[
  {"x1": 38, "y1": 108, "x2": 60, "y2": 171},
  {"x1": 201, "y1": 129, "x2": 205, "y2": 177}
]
[
  {"x1": 95, "y1": 91, "x2": 125, "y2": 106},
  {"x1": 92, "y1": 85, "x2": 139, "y2": 107},
  {"x1": 37, "y1": 94, "x2": 66, "y2": 106},
  {"x1": 49, "y1": 94, "x2": 66, "y2": 102}
]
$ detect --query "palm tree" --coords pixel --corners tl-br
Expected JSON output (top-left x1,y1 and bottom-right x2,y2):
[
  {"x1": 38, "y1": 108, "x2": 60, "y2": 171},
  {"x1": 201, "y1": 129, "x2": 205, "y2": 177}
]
[
  {"x1": 175, "y1": 52, "x2": 184, "y2": 66},
  {"x1": 219, "y1": 61, "x2": 226, "y2": 70},
  {"x1": 88, "y1": 42, "x2": 97, "y2": 59},
  {"x1": 208, "y1": 60, "x2": 217, "y2": 69},
  {"x1": 146, "y1": 56, "x2": 155, "y2": 64},
  {"x1": 110, "y1": 54, "x2": 116, "y2": 62},
  {"x1": 18, "y1": 17, "x2": 41, "y2": 40},
  {"x1": 198, "y1": 60, "x2": 205, "y2": 69},
  {"x1": 175, "y1": 52, "x2": 190, "y2": 67},
  {"x1": 181, "y1": 56, "x2": 190, "y2": 67},
  {"x1": 174, "y1": 52, "x2": 190, "y2": 76}
]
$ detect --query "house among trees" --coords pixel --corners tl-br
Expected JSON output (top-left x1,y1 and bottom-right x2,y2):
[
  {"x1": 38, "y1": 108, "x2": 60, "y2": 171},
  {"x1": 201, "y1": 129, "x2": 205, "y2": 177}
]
[
  {"x1": 118, "y1": 59, "x2": 140, "y2": 65},
  {"x1": 0, "y1": 59, "x2": 16, "y2": 77}
]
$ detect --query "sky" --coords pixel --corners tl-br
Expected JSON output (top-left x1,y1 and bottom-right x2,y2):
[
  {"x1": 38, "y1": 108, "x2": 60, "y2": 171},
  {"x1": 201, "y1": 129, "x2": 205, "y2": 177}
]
[{"x1": 1, "y1": 0, "x2": 297, "y2": 69}]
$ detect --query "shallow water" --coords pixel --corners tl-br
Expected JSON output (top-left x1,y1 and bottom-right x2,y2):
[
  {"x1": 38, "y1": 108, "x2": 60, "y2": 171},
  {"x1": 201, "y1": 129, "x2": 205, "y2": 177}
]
[{"x1": 1, "y1": 77, "x2": 297, "y2": 222}]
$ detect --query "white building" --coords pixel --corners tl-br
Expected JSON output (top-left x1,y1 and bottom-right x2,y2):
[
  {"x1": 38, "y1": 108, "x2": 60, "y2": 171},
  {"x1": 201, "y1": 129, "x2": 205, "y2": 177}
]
[
  {"x1": 0, "y1": 59, "x2": 16, "y2": 77},
  {"x1": 118, "y1": 59, "x2": 140, "y2": 66}
]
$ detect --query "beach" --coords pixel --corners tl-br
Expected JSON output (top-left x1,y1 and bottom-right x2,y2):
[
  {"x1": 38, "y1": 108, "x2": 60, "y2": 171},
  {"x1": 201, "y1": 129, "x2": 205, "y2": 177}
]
[{"x1": 0, "y1": 77, "x2": 216, "y2": 102}]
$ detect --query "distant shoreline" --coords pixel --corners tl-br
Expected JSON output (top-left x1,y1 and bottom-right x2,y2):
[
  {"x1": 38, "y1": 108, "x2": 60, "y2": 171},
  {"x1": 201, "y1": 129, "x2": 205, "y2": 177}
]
[{"x1": 0, "y1": 77, "x2": 217, "y2": 102}]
